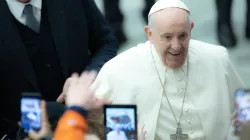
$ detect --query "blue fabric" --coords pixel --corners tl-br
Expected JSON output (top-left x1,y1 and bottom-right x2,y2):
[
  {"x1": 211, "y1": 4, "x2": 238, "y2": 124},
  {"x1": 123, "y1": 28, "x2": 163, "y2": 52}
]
[{"x1": 68, "y1": 106, "x2": 88, "y2": 118}]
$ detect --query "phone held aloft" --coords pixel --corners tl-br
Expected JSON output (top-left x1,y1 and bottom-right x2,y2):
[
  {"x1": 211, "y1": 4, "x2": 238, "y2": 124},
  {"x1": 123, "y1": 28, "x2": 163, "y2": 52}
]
[{"x1": 20, "y1": 92, "x2": 42, "y2": 135}]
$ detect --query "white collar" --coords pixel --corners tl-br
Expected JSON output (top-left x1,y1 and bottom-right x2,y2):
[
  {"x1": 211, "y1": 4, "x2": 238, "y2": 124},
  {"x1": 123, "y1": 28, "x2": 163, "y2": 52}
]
[
  {"x1": 6, "y1": 0, "x2": 42, "y2": 18},
  {"x1": 29, "y1": 0, "x2": 42, "y2": 10}
]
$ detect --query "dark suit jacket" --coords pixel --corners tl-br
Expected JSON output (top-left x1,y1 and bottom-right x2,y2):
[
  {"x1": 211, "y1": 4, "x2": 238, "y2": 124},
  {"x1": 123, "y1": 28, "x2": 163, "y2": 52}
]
[{"x1": 0, "y1": 0, "x2": 118, "y2": 137}]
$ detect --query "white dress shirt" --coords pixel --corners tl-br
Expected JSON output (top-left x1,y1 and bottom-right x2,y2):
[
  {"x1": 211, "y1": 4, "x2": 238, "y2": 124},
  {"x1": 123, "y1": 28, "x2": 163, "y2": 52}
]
[{"x1": 6, "y1": 0, "x2": 42, "y2": 25}]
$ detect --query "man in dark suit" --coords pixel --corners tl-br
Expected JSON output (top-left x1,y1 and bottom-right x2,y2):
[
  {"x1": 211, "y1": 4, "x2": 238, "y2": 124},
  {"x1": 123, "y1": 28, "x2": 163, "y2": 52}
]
[
  {"x1": 0, "y1": 0, "x2": 118, "y2": 138},
  {"x1": 216, "y1": 0, "x2": 250, "y2": 47}
]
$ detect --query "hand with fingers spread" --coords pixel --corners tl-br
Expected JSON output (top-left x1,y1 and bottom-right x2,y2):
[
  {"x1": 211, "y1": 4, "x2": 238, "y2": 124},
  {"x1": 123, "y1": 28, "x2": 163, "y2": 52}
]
[
  {"x1": 65, "y1": 71, "x2": 112, "y2": 110},
  {"x1": 138, "y1": 124, "x2": 147, "y2": 140},
  {"x1": 27, "y1": 101, "x2": 53, "y2": 140},
  {"x1": 53, "y1": 71, "x2": 112, "y2": 140}
]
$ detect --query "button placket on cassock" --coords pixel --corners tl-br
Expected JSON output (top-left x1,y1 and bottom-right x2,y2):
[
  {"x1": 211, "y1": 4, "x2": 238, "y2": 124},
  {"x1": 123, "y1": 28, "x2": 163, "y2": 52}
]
[
  {"x1": 174, "y1": 68, "x2": 206, "y2": 140},
  {"x1": 151, "y1": 45, "x2": 205, "y2": 139}
]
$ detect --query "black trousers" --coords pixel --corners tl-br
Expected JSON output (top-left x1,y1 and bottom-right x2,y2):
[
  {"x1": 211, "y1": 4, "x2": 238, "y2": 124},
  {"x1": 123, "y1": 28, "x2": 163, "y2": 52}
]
[
  {"x1": 216, "y1": 0, "x2": 250, "y2": 25},
  {"x1": 103, "y1": 0, "x2": 155, "y2": 32}
]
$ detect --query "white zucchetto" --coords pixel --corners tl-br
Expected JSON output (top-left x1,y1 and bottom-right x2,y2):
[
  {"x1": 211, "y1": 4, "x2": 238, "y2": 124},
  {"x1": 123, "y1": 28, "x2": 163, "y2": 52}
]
[{"x1": 148, "y1": 0, "x2": 190, "y2": 17}]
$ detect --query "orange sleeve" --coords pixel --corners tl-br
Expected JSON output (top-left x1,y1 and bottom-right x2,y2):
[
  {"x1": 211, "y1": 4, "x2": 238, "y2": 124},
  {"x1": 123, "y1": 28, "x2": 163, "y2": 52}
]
[{"x1": 53, "y1": 110, "x2": 88, "y2": 140}]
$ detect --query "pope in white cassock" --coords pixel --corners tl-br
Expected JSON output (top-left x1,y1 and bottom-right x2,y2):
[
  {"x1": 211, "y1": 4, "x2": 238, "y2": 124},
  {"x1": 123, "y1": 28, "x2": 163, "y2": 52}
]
[{"x1": 92, "y1": 0, "x2": 245, "y2": 139}]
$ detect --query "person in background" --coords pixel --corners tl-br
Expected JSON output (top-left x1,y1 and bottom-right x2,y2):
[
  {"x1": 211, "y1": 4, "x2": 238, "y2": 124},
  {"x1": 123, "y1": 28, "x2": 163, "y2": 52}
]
[
  {"x1": 103, "y1": 0, "x2": 155, "y2": 45},
  {"x1": 0, "y1": 0, "x2": 118, "y2": 138},
  {"x1": 216, "y1": 0, "x2": 250, "y2": 47}
]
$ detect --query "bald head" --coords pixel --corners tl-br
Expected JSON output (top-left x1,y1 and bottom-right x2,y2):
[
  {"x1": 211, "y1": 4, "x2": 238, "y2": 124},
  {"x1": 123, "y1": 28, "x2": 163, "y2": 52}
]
[{"x1": 148, "y1": 8, "x2": 191, "y2": 29}]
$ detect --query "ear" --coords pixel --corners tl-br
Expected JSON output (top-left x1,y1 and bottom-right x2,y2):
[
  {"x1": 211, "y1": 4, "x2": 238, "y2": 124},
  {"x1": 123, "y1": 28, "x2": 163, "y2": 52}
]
[
  {"x1": 144, "y1": 26, "x2": 154, "y2": 44},
  {"x1": 190, "y1": 22, "x2": 194, "y2": 31}
]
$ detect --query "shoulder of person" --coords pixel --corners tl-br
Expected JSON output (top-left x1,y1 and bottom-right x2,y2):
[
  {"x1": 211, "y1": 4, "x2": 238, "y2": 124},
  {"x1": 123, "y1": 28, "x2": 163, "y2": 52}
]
[
  {"x1": 100, "y1": 41, "x2": 150, "y2": 72},
  {"x1": 189, "y1": 39, "x2": 229, "y2": 61}
]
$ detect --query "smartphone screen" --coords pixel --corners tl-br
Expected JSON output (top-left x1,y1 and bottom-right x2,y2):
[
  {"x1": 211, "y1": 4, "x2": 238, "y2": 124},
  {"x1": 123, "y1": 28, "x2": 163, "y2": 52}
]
[
  {"x1": 21, "y1": 93, "x2": 42, "y2": 134},
  {"x1": 104, "y1": 105, "x2": 137, "y2": 140},
  {"x1": 235, "y1": 89, "x2": 250, "y2": 131}
]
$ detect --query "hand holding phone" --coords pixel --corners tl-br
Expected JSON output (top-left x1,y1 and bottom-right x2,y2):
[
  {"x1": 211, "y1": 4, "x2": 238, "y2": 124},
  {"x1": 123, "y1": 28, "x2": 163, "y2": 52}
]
[
  {"x1": 27, "y1": 101, "x2": 53, "y2": 140},
  {"x1": 21, "y1": 92, "x2": 42, "y2": 135},
  {"x1": 20, "y1": 94, "x2": 53, "y2": 140}
]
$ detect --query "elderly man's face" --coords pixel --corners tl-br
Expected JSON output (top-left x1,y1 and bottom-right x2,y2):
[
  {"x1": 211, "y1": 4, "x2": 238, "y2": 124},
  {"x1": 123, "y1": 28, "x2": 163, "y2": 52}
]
[{"x1": 145, "y1": 8, "x2": 194, "y2": 68}]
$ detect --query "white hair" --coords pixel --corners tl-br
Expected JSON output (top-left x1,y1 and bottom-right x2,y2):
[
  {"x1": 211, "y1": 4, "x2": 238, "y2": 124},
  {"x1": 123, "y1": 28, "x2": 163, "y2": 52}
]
[{"x1": 148, "y1": 9, "x2": 192, "y2": 30}]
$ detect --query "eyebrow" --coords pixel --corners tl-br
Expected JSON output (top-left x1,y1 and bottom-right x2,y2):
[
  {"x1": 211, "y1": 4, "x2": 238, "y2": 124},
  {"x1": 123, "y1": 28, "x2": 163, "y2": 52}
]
[
  {"x1": 160, "y1": 33, "x2": 172, "y2": 36},
  {"x1": 161, "y1": 32, "x2": 187, "y2": 36}
]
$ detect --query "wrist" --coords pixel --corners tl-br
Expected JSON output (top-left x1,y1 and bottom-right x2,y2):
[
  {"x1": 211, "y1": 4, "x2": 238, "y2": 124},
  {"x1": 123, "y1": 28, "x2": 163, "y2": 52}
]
[{"x1": 68, "y1": 106, "x2": 88, "y2": 118}]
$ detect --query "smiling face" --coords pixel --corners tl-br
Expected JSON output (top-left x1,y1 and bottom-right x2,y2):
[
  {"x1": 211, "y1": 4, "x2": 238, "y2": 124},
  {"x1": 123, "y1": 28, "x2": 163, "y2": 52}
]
[{"x1": 145, "y1": 8, "x2": 194, "y2": 68}]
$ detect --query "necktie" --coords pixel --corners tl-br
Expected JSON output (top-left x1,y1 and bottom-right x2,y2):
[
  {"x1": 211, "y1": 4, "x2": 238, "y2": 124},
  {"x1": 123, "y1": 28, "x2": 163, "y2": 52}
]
[{"x1": 23, "y1": 4, "x2": 40, "y2": 32}]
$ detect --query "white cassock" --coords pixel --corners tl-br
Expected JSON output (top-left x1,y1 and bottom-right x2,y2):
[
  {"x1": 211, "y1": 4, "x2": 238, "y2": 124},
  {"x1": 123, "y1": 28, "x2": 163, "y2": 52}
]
[{"x1": 93, "y1": 40, "x2": 245, "y2": 140}]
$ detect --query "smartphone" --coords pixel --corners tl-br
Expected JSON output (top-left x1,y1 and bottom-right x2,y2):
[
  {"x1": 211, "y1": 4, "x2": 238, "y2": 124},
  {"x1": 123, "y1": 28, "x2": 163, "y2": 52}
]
[
  {"x1": 20, "y1": 92, "x2": 42, "y2": 134},
  {"x1": 235, "y1": 89, "x2": 250, "y2": 131},
  {"x1": 104, "y1": 105, "x2": 137, "y2": 140}
]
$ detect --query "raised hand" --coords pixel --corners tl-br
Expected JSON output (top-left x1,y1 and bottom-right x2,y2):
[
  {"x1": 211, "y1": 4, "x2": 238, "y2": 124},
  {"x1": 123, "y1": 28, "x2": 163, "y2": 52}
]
[
  {"x1": 138, "y1": 124, "x2": 147, "y2": 140},
  {"x1": 65, "y1": 71, "x2": 112, "y2": 110}
]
